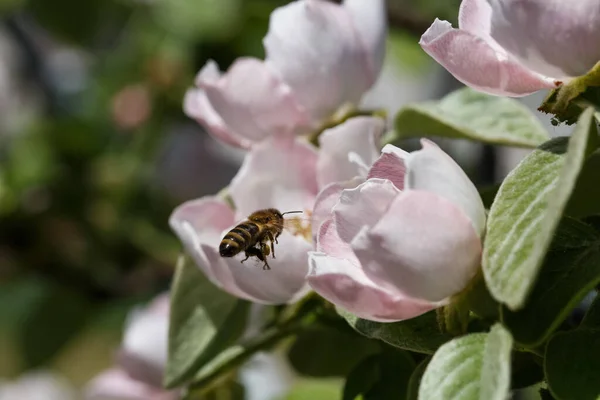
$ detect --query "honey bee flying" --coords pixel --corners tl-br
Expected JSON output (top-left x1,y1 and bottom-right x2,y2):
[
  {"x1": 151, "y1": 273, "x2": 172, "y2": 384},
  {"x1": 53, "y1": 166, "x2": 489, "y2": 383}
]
[{"x1": 219, "y1": 208, "x2": 303, "y2": 270}]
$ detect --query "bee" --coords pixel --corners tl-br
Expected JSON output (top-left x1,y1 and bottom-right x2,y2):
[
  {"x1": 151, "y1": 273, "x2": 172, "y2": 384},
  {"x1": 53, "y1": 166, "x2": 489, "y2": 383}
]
[{"x1": 219, "y1": 208, "x2": 303, "y2": 270}]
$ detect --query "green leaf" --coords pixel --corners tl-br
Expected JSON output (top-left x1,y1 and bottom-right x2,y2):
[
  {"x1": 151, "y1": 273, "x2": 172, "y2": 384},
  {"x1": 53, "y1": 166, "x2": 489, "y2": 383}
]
[
  {"x1": 392, "y1": 87, "x2": 549, "y2": 147},
  {"x1": 419, "y1": 324, "x2": 512, "y2": 400},
  {"x1": 501, "y1": 245, "x2": 600, "y2": 346},
  {"x1": 343, "y1": 351, "x2": 415, "y2": 400},
  {"x1": 510, "y1": 352, "x2": 544, "y2": 389},
  {"x1": 288, "y1": 325, "x2": 379, "y2": 377},
  {"x1": 483, "y1": 108, "x2": 599, "y2": 310},
  {"x1": 407, "y1": 357, "x2": 431, "y2": 400},
  {"x1": 549, "y1": 217, "x2": 600, "y2": 250},
  {"x1": 165, "y1": 256, "x2": 250, "y2": 388},
  {"x1": 339, "y1": 309, "x2": 452, "y2": 354},
  {"x1": 545, "y1": 329, "x2": 600, "y2": 400},
  {"x1": 189, "y1": 318, "x2": 305, "y2": 390},
  {"x1": 566, "y1": 150, "x2": 600, "y2": 218},
  {"x1": 363, "y1": 350, "x2": 415, "y2": 400},
  {"x1": 463, "y1": 274, "x2": 500, "y2": 322},
  {"x1": 581, "y1": 295, "x2": 600, "y2": 329},
  {"x1": 343, "y1": 355, "x2": 380, "y2": 400}
]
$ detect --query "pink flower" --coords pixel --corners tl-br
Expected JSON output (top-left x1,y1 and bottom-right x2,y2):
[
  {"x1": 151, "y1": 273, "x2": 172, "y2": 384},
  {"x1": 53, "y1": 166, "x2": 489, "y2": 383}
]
[
  {"x1": 307, "y1": 140, "x2": 486, "y2": 322},
  {"x1": 316, "y1": 116, "x2": 383, "y2": 188},
  {"x1": 184, "y1": 0, "x2": 387, "y2": 148},
  {"x1": 170, "y1": 136, "x2": 318, "y2": 304},
  {"x1": 170, "y1": 117, "x2": 385, "y2": 304},
  {"x1": 85, "y1": 294, "x2": 178, "y2": 400},
  {"x1": 312, "y1": 116, "x2": 385, "y2": 238},
  {"x1": 419, "y1": 0, "x2": 600, "y2": 97}
]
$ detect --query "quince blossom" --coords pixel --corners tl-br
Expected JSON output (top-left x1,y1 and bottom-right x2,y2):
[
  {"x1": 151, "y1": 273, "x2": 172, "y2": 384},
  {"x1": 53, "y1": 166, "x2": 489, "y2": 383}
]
[
  {"x1": 184, "y1": 0, "x2": 387, "y2": 148},
  {"x1": 85, "y1": 293, "x2": 178, "y2": 400},
  {"x1": 419, "y1": 0, "x2": 600, "y2": 97},
  {"x1": 308, "y1": 140, "x2": 486, "y2": 322},
  {"x1": 170, "y1": 136, "x2": 317, "y2": 304},
  {"x1": 170, "y1": 117, "x2": 384, "y2": 304}
]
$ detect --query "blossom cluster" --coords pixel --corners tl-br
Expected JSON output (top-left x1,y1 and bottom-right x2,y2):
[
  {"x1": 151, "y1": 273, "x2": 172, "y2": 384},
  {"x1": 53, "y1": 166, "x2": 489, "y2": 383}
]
[
  {"x1": 85, "y1": 0, "x2": 600, "y2": 397},
  {"x1": 171, "y1": 0, "x2": 486, "y2": 322}
]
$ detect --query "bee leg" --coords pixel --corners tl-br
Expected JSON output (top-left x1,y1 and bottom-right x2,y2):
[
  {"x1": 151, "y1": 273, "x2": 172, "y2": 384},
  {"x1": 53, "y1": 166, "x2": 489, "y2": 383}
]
[
  {"x1": 260, "y1": 243, "x2": 272, "y2": 270},
  {"x1": 242, "y1": 247, "x2": 259, "y2": 263},
  {"x1": 266, "y1": 232, "x2": 276, "y2": 259},
  {"x1": 243, "y1": 246, "x2": 271, "y2": 270},
  {"x1": 242, "y1": 247, "x2": 256, "y2": 263},
  {"x1": 261, "y1": 242, "x2": 271, "y2": 257}
]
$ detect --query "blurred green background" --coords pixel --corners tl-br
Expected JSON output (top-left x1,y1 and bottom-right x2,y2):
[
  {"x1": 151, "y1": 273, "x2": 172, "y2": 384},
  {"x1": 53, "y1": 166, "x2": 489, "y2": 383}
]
[{"x1": 0, "y1": 0, "x2": 464, "y2": 394}]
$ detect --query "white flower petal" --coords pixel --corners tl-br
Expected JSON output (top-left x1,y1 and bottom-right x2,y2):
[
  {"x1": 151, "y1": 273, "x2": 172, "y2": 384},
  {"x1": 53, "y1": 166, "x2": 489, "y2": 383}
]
[
  {"x1": 333, "y1": 179, "x2": 400, "y2": 243},
  {"x1": 317, "y1": 116, "x2": 383, "y2": 188},
  {"x1": 405, "y1": 139, "x2": 486, "y2": 237}
]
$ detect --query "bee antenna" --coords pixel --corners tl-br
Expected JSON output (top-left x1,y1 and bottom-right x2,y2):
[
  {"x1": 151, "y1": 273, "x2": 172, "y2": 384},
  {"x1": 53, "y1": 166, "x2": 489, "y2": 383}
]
[{"x1": 282, "y1": 210, "x2": 303, "y2": 216}]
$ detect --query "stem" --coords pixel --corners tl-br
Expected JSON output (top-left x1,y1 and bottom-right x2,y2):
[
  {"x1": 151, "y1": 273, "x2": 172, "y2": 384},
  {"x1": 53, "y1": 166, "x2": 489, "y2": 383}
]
[{"x1": 187, "y1": 317, "x2": 306, "y2": 394}]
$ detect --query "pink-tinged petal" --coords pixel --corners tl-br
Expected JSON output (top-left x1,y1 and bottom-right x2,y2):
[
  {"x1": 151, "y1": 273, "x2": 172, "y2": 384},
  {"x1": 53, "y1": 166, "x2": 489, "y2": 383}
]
[
  {"x1": 312, "y1": 178, "x2": 363, "y2": 240},
  {"x1": 200, "y1": 230, "x2": 312, "y2": 304},
  {"x1": 119, "y1": 295, "x2": 169, "y2": 386},
  {"x1": 239, "y1": 353, "x2": 294, "y2": 400},
  {"x1": 169, "y1": 197, "x2": 251, "y2": 299},
  {"x1": 316, "y1": 218, "x2": 357, "y2": 261},
  {"x1": 184, "y1": 62, "x2": 251, "y2": 149},
  {"x1": 487, "y1": 0, "x2": 600, "y2": 79},
  {"x1": 230, "y1": 135, "x2": 319, "y2": 218},
  {"x1": 458, "y1": 0, "x2": 492, "y2": 35},
  {"x1": 405, "y1": 139, "x2": 486, "y2": 237},
  {"x1": 353, "y1": 191, "x2": 482, "y2": 303},
  {"x1": 343, "y1": 0, "x2": 387, "y2": 84},
  {"x1": 147, "y1": 293, "x2": 170, "y2": 315},
  {"x1": 116, "y1": 351, "x2": 163, "y2": 390},
  {"x1": 367, "y1": 144, "x2": 409, "y2": 190},
  {"x1": 85, "y1": 369, "x2": 177, "y2": 400},
  {"x1": 308, "y1": 221, "x2": 435, "y2": 322},
  {"x1": 308, "y1": 252, "x2": 436, "y2": 322},
  {"x1": 169, "y1": 196, "x2": 234, "y2": 252},
  {"x1": 317, "y1": 116, "x2": 383, "y2": 188},
  {"x1": 194, "y1": 59, "x2": 221, "y2": 85},
  {"x1": 201, "y1": 58, "x2": 309, "y2": 141},
  {"x1": 264, "y1": 0, "x2": 372, "y2": 123},
  {"x1": 183, "y1": 89, "x2": 251, "y2": 149},
  {"x1": 419, "y1": 19, "x2": 556, "y2": 97},
  {"x1": 333, "y1": 179, "x2": 400, "y2": 243}
]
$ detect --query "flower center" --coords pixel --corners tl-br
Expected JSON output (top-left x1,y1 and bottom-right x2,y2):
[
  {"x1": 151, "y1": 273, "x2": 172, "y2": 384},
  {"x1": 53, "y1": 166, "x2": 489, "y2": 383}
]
[{"x1": 285, "y1": 209, "x2": 312, "y2": 241}]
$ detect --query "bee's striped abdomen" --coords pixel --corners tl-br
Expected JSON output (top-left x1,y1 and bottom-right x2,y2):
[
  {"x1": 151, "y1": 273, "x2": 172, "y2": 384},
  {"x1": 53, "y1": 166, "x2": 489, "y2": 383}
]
[{"x1": 219, "y1": 222, "x2": 260, "y2": 257}]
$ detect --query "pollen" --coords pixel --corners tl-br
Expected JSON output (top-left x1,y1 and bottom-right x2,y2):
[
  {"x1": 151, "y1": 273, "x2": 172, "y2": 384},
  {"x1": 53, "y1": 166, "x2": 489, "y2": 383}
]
[{"x1": 286, "y1": 209, "x2": 312, "y2": 241}]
